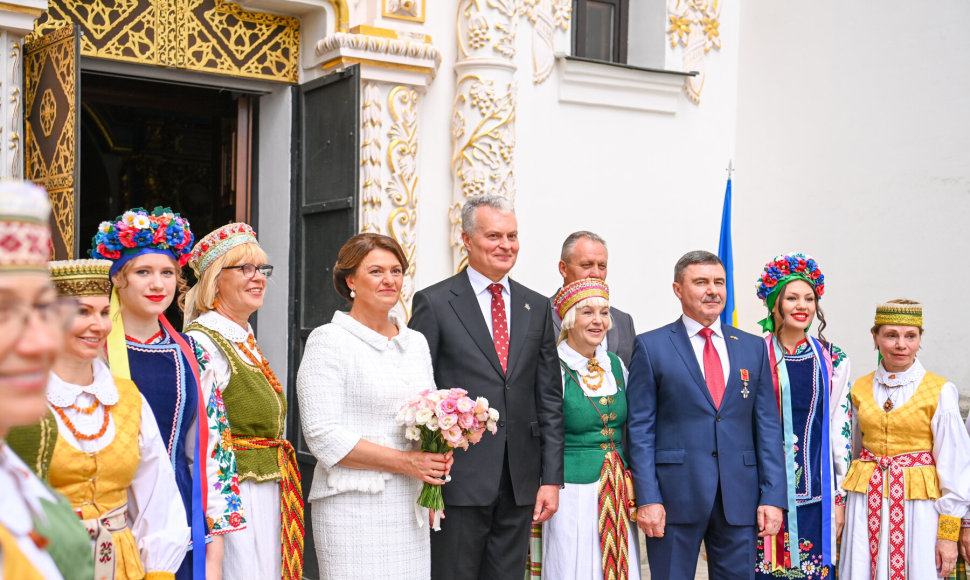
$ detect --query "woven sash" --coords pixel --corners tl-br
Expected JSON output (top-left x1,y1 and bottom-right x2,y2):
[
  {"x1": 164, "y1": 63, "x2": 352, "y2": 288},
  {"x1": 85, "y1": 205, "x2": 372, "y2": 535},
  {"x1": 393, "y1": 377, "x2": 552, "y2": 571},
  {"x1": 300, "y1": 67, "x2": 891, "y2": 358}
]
[
  {"x1": 856, "y1": 447, "x2": 935, "y2": 580},
  {"x1": 230, "y1": 436, "x2": 304, "y2": 580},
  {"x1": 597, "y1": 450, "x2": 631, "y2": 579},
  {"x1": 81, "y1": 503, "x2": 128, "y2": 580}
]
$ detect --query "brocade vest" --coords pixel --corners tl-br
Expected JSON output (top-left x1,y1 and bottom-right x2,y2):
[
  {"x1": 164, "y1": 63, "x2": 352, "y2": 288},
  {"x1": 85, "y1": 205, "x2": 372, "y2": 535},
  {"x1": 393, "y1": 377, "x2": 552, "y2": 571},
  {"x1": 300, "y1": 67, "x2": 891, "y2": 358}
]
[
  {"x1": 562, "y1": 351, "x2": 628, "y2": 484},
  {"x1": 843, "y1": 371, "x2": 945, "y2": 500},
  {"x1": 185, "y1": 324, "x2": 287, "y2": 482}
]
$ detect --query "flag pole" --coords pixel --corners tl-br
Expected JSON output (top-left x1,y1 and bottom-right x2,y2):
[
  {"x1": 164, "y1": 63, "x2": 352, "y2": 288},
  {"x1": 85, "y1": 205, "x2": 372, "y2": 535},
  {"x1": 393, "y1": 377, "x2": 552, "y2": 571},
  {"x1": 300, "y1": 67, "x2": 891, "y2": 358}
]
[{"x1": 718, "y1": 161, "x2": 736, "y2": 327}]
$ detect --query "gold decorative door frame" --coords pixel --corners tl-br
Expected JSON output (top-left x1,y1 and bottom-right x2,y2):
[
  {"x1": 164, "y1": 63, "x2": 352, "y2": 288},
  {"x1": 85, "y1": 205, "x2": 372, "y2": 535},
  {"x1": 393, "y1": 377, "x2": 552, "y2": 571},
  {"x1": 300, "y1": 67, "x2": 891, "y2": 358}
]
[{"x1": 24, "y1": 25, "x2": 79, "y2": 259}]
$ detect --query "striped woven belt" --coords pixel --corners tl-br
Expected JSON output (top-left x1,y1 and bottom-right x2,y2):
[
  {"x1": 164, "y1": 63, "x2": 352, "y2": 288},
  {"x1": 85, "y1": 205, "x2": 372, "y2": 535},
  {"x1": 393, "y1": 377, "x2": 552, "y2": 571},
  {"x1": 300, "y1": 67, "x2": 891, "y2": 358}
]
[
  {"x1": 81, "y1": 503, "x2": 128, "y2": 580},
  {"x1": 856, "y1": 447, "x2": 935, "y2": 580},
  {"x1": 231, "y1": 435, "x2": 305, "y2": 580}
]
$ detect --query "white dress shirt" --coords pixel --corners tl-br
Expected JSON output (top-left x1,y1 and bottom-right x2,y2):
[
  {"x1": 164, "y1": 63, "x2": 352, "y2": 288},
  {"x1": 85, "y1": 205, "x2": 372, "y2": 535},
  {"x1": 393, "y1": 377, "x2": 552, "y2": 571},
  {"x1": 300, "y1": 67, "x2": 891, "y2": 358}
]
[
  {"x1": 681, "y1": 314, "x2": 730, "y2": 382},
  {"x1": 466, "y1": 266, "x2": 510, "y2": 336}
]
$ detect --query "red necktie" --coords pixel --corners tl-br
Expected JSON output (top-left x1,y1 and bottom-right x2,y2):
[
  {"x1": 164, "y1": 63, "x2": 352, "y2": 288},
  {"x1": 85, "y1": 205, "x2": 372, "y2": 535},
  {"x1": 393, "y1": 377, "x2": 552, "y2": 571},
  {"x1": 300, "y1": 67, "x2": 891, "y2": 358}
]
[
  {"x1": 488, "y1": 283, "x2": 509, "y2": 373},
  {"x1": 699, "y1": 327, "x2": 725, "y2": 408}
]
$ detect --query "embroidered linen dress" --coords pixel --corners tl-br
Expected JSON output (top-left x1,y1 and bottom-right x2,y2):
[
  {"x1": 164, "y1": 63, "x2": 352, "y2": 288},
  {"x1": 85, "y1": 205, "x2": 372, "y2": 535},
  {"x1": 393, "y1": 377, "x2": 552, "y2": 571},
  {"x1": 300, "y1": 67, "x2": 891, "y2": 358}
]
[
  {"x1": 46, "y1": 359, "x2": 189, "y2": 579},
  {"x1": 126, "y1": 326, "x2": 246, "y2": 579},
  {"x1": 296, "y1": 310, "x2": 434, "y2": 580},
  {"x1": 756, "y1": 341, "x2": 852, "y2": 579},
  {"x1": 0, "y1": 443, "x2": 93, "y2": 580},
  {"x1": 186, "y1": 311, "x2": 289, "y2": 580},
  {"x1": 541, "y1": 342, "x2": 641, "y2": 580},
  {"x1": 839, "y1": 360, "x2": 970, "y2": 579}
]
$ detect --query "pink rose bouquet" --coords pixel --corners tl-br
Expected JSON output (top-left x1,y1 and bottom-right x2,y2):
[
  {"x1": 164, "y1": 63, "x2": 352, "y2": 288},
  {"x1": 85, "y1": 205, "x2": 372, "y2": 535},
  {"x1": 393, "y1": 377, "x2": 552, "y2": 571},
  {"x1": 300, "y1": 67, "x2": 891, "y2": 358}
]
[{"x1": 396, "y1": 388, "x2": 499, "y2": 529}]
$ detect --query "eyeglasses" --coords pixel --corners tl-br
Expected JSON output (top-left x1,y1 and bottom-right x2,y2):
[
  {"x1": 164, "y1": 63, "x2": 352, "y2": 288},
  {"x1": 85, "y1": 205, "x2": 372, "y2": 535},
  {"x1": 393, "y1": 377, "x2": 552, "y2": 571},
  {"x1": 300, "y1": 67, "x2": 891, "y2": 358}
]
[
  {"x1": 222, "y1": 264, "x2": 274, "y2": 278},
  {"x1": 0, "y1": 297, "x2": 78, "y2": 338}
]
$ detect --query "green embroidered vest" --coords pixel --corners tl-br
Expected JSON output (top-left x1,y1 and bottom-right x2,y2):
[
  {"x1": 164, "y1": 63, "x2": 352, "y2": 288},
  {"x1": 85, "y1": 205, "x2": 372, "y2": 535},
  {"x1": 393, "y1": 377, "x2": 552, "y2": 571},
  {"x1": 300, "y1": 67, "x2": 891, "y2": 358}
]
[
  {"x1": 187, "y1": 324, "x2": 287, "y2": 483},
  {"x1": 6, "y1": 411, "x2": 57, "y2": 482},
  {"x1": 562, "y1": 351, "x2": 629, "y2": 484}
]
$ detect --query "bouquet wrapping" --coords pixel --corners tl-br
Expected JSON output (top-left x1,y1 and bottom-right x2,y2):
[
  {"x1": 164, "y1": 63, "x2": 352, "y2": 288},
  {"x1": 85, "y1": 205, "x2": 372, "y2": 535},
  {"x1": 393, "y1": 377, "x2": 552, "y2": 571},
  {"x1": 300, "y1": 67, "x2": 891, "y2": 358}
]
[{"x1": 397, "y1": 388, "x2": 499, "y2": 530}]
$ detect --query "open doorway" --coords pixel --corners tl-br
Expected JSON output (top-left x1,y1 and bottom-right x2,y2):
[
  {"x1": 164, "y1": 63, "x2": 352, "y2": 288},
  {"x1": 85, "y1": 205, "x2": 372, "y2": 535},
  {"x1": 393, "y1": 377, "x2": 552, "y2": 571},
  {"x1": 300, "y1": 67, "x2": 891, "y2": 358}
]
[{"x1": 79, "y1": 72, "x2": 255, "y2": 325}]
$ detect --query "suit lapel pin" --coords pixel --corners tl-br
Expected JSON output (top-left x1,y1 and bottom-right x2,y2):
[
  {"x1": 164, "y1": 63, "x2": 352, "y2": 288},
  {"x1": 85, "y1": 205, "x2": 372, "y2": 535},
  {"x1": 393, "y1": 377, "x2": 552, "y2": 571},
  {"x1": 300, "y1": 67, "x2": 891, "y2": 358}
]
[
  {"x1": 729, "y1": 335, "x2": 739, "y2": 340},
  {"x1": 740, "y1": 368, "x2": 750, "y2": 398},
  {"x1": 524, "y1": 303, "x2": 531, "y2": 310}
]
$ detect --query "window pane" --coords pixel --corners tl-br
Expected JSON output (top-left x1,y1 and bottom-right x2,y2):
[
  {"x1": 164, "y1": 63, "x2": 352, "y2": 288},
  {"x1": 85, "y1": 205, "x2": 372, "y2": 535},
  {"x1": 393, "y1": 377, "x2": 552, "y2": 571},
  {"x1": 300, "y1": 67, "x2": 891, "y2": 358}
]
[{"x1": 585, "y1": 2, "x2": 615, "y2": 61}]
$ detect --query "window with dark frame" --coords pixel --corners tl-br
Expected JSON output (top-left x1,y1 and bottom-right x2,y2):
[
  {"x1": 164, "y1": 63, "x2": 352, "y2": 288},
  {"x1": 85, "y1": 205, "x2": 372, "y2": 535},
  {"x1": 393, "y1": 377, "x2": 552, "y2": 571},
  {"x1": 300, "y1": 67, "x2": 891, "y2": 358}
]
[{"x1": 573, "y1": 0, "x2": 629, "y2": 64}]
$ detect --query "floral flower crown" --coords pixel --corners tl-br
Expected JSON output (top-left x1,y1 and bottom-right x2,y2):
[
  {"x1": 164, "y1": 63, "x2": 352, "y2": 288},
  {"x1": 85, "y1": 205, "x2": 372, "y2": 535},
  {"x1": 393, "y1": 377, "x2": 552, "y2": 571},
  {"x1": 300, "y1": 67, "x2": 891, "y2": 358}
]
[
  {"x1": 90, "y1": 207, "x2": 195, "y2": 271},
  {"x1": 755, "y1": 252, "x2": 825, "y2": 302}
]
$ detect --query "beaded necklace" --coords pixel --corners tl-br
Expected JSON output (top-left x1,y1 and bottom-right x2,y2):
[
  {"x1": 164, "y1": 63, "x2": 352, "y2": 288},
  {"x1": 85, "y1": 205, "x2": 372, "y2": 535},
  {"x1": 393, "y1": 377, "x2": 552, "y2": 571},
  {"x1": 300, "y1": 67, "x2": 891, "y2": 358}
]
[
  {"x1": 125, "y1": 328, "x2": 164, "y2": 344},
  {"x1": 70, "y1": 399, "x2": 99, "y2": 415},
  {"x1": 235, "y1": 334, "x2": 283, "y2": 394},
  {"x1": 582, "y1": 358, "x2": 606, "y2": 391},
  {"x1": 52, "y1": 404, "x2": 111, "y2": 441}
]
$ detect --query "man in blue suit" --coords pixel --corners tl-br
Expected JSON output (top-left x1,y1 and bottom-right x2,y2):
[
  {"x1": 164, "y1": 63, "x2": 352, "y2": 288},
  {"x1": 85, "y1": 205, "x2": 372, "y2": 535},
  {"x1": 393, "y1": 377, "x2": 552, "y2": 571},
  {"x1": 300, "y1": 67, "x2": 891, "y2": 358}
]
[{"x1": 627, "y1": 250, "x2": 786, "y2": 579}]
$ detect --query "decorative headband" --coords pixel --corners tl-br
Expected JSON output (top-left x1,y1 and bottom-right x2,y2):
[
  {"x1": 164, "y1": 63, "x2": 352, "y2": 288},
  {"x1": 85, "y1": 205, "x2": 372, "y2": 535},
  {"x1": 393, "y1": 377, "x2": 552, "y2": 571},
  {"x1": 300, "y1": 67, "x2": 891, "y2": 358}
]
[
  {"x1": 756, "y1": 252, "x2": 825, "y2": 303},
  {"x1": 188, "y1": 222, "x2": 258, "y2": 276},
  {"x1": 554, "y1": 277, "x2": 609, "y2": 320},
  {"x1": 756, "y1": 252, "x2": 825, "y2": 333},
  {"x1": 49, "y1": 259, "x2": 113, "y2": 297},
  {"x1": 0, "y1": 181, "x2": 52, "y2": 272},
  {"x1": 874, "y1": 302, "x2": 922, "y2": 328},
  {"x1": 90, "y1": 207, "x2": 194, "y2": 276}
]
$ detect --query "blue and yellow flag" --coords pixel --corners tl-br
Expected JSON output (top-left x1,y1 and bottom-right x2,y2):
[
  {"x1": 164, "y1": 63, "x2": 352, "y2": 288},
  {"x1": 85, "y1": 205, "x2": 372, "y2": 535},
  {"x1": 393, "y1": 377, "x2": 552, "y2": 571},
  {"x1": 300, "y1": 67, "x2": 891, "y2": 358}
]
[{"x1": 718, "y1": 176, "x2": 736, "y2": 327}]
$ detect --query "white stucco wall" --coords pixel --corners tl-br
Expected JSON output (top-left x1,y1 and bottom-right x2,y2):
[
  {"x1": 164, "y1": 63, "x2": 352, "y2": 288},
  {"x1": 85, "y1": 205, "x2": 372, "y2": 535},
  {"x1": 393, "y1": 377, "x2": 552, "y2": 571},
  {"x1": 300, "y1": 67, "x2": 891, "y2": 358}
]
[
  {"x1": 415, "y1": 2, "x2": 745, "y2": 335},
  {"x1": 734, "y1": 1, "x2": 970, "y2": 407}
]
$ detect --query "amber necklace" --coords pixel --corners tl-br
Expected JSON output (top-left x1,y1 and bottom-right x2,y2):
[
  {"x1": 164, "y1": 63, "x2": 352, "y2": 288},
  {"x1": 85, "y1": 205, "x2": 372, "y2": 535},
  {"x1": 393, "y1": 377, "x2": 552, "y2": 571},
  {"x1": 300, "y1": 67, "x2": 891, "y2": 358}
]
[
  {"x1": 70, "y1": 399, "x2": 99, "y2": 415},
  {"x1": 582, "y1": 358, "x2": 606, "y2": 391},
  {"x1": 53, "y1": 404, "x2": 111, "y2": 440},
  {"x1": 236, "y1": 334, "x2": 283, "y2": 394}
]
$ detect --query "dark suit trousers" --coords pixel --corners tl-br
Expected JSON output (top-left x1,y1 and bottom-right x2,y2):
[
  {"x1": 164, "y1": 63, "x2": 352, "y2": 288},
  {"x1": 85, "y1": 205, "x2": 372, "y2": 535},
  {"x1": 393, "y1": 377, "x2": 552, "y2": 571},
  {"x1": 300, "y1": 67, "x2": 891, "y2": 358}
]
[
  {"x1": 430, "y1": 454, "x2": 533, "y2": 580},
  {"x1": 645, "y1": 488, "x2": 757, "y2": 580}
]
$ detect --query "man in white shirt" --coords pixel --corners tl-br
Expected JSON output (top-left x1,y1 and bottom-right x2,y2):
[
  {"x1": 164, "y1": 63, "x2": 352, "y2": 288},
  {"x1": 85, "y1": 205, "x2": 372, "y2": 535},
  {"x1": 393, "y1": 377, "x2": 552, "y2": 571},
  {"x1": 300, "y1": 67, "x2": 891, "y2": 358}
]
[{"x1": 626, "y1": 250, "x2": 786, "y2": 579}]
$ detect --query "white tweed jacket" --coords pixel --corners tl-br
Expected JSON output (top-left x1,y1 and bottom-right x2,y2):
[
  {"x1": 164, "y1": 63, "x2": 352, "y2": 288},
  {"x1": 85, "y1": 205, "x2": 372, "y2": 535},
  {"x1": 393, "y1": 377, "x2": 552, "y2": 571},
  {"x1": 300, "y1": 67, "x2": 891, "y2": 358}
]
[{"x1": 296, "y1": 310, "x2": 437, "y2": 501}]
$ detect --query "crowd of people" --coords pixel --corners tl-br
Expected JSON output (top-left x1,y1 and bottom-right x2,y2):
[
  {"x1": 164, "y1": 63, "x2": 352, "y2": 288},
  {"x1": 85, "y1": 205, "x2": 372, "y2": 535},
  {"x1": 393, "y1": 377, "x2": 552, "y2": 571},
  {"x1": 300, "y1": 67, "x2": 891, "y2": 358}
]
[{"x1": 0, "y1": 182, "x2": 969, "y2": 580}]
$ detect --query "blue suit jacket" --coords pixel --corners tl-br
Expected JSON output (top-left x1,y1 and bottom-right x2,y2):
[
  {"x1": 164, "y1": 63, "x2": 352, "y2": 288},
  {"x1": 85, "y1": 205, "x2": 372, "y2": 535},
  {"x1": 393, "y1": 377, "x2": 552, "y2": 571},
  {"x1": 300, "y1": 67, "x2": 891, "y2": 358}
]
[{"x1": 626, "y1": 318, "x2": 786, "y2": 526}]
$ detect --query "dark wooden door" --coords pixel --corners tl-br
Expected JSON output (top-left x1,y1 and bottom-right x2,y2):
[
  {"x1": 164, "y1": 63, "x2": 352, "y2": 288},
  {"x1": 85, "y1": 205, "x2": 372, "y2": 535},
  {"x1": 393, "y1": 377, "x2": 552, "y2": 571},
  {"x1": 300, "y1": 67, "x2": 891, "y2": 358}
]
[{"x1": 287, "y1": 65, "x2": 359, "y2": 579}]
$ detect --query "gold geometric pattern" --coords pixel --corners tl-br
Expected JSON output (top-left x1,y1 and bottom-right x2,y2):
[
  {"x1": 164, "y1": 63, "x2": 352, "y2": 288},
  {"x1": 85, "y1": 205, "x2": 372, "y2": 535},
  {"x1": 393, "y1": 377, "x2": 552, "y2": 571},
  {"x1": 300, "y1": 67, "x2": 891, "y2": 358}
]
[
  {"x1": 39, "y1": 90, "x2": 56, "y2": 137},
  {"x1": 25, "y1": 25, "x2": 78, "y2": 259},
  {"x1": 32, "y1": 0, "x2": 300, "y2": 83}
]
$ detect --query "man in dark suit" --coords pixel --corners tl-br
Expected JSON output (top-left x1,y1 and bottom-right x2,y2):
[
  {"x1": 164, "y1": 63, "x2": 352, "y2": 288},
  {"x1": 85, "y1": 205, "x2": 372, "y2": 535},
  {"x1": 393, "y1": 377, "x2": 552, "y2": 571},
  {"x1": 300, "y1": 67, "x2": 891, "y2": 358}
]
[
  {"x1": 627, "y1": 250, "x2": 786, "y2": 579},
  {"x1": 549, "y1": 231, "x2": 636, "y2": 366},
  {"x1": 410, "y1": 195, "x2": 564, "y2": 580}
]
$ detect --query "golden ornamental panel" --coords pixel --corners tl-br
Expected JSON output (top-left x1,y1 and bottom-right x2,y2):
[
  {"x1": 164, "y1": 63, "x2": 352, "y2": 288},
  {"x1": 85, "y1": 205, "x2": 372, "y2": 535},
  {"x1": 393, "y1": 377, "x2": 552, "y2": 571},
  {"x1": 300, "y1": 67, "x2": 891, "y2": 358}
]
[
  {"x1": 25, "y1": 25, "x2": 78, "y2": 259},
  {"x1": 31, "y1": 0, "x2": 300, "y2": 83}
]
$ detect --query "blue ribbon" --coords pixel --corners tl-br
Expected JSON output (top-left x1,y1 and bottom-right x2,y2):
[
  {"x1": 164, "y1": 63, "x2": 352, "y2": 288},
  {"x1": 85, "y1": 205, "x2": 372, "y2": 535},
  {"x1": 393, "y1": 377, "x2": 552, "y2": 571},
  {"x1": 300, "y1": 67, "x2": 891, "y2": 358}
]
[
  {"x1": 191, "y1": 423, "x2": 206, "y2": 578},
  {"x1": 809, "y1": 337, "x2": 835, "y2": 569}
]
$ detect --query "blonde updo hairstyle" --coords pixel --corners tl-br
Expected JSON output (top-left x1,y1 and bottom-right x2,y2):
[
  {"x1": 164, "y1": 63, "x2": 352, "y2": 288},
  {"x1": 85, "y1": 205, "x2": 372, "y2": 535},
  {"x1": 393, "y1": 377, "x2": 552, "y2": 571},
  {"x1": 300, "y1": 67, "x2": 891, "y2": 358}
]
[
  {"x1": 558, "y1": 296, "x2": 612, "y2": 345},
  {"x1": 183, "y1": 242, "x2": 268, "y2": 324}
]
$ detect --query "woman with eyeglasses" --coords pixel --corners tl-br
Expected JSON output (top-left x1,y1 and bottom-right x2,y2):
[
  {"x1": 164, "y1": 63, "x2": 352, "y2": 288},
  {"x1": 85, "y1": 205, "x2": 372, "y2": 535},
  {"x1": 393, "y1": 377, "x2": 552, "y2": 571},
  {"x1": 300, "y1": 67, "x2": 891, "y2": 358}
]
[
  {"x1": 91, "y1": 208, "x2": 246, "y2": 580},
  {"x1": 0, "y1": 181, "x2": 93, "y2": 579},
  {"x1": 184, "y1": 223, "x2": 303, "y2": 580}
]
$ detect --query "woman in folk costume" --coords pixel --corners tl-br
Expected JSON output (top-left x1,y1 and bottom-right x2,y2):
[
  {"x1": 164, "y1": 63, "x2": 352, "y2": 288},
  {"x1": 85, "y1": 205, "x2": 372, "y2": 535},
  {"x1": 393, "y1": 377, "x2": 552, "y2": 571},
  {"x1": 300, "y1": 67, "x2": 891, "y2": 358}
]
[
  {"x1": 839, "y1": 300, "x2": 970, "y2": 579},
  {"x1": 46, "y1": 258, "x2": 190, "y2": 579},
  {"x1": 538, "y1": 278, "x2": 640, "y2": 580},
  {"x1": 753, "y1": 253, "x2": 852, "y2": 579},
  {"x1": 0, "y1": 181, "x2": 93, "y2": 579},
  {"x1": 183, "y1": 223, "x2": 304, "y2": 580},
  {"x1": 91, "y1": 207, "x2": 246, "y2": 580}
]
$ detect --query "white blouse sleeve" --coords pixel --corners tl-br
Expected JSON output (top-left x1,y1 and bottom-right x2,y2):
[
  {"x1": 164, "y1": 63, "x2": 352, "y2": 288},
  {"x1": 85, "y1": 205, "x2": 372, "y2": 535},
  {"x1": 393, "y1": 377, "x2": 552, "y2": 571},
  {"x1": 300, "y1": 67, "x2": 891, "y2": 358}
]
[
  {"x1": 296, "y1": 327, "x2": 361, "y2": 469},
  {"x1": 829, "y1": 354, "x2": 852, "y2": 501},
  {"x1": 128, "y1": 395, "x2": 191, "y2": 573},
  {"x1": 184, "y1": 339, "x2": 246, "y2": 535},
  {"x1": 931, "y1": 382, "x2": 970, "y2": 519}
]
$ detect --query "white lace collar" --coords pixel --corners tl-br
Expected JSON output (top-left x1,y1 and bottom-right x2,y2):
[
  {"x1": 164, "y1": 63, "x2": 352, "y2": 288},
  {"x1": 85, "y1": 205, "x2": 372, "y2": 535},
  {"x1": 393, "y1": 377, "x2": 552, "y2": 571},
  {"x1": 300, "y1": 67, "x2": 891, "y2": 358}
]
[
  {"x1": 875, "y1": 358, "x2": 925, "y2": 388},
  {"x1": 558, "y1": 341, "x2": 612, "y2": 376},
  {"x1": 47, "y1": 359, "x2": 119, "y2": 407},
  {"x1": 192, "y1": 310, "x2": 251, "y2": 342},
  {"x1": 332, "y1": 310, "x2": 409, "y2": 351}
]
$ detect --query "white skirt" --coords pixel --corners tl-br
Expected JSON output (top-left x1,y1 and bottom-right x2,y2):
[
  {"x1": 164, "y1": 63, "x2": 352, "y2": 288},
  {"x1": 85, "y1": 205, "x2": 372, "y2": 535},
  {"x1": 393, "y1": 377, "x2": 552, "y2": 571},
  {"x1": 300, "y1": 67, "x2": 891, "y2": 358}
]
[
  {"x1": 542, "y1": 481, "x2": 642, "y2": 580},
  {"x1": 223, "y1": 478, "x2": 282, "y2": 580},
  {"x1": 839, "y1": 492, "x2": 942, "y2": 579}
]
